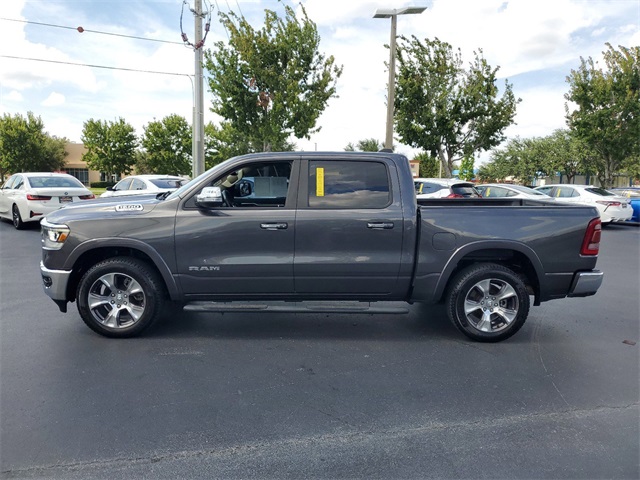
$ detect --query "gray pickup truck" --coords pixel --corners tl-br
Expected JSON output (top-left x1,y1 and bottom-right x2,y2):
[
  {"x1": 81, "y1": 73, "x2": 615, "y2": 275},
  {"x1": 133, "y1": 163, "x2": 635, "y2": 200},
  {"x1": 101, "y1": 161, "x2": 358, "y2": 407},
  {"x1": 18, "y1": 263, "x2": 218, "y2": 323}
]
[{"x1": 40, "y1": 151, "x2": 604, "y2": 342}]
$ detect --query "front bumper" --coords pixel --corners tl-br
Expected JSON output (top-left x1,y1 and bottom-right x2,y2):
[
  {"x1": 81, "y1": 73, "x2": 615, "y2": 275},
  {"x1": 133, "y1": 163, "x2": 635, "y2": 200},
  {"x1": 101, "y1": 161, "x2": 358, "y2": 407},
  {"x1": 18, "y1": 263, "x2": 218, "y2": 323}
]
[
  {"x1": 40, "y1": 261, "x2": 71, "y2": 311},
  {"x1": 568, "y1": 270, "x2": 604, "y2": 297}
]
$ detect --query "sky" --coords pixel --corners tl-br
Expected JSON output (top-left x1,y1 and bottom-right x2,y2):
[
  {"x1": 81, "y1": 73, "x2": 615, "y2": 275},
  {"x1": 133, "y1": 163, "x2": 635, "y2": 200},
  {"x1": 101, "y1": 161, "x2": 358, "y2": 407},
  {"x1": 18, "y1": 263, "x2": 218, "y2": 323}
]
[{"x1": 1, "y1": 0, "x2": 639, "y2": 163}]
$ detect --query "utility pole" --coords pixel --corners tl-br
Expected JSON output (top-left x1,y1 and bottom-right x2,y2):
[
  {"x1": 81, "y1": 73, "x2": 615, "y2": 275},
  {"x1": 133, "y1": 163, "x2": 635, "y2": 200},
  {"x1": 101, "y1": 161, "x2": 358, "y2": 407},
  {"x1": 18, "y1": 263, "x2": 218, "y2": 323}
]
[{"x1": 193, "y1": 0, "x2": 205, "y2": 179}]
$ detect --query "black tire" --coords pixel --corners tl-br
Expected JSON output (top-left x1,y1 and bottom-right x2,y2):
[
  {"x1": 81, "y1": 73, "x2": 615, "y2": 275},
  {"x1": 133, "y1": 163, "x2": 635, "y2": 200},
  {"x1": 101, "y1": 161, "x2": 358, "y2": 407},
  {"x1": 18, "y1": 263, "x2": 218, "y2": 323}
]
[
  {"x1": 446, "y1": 263, "x2": 530, "y2": 342},
  {"x1": 76, "y1": 257, "x2": 166, "y2": 338},
  {"x1": 12, "y1": 204, "x2": 25, "y2": 230}
]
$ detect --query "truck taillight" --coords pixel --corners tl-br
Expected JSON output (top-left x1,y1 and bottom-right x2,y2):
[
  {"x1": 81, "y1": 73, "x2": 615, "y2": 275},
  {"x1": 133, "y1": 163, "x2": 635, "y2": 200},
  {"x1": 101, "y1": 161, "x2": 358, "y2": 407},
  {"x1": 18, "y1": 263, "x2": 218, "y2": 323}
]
[{"x1": 581, "y1": 218, "x2": 601, "y2": 255}]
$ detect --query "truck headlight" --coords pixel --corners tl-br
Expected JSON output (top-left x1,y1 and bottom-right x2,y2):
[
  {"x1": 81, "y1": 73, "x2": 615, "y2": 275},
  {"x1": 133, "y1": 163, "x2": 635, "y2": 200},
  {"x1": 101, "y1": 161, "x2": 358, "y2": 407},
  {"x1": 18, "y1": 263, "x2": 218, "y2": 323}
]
[{"x1": 41, "y1": 219, "x2": 70, "y2": 250}]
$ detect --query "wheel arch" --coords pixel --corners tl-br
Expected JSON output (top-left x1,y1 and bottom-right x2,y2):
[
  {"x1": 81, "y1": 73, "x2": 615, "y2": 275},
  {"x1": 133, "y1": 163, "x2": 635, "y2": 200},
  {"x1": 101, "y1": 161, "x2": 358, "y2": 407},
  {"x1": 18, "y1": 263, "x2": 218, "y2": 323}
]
[
  {"x1": 64, "y1": 239, "x2": 181, "y2": 303},
  {"x1": 435, "y1": 241, "x2": 543, "y2": 305}
]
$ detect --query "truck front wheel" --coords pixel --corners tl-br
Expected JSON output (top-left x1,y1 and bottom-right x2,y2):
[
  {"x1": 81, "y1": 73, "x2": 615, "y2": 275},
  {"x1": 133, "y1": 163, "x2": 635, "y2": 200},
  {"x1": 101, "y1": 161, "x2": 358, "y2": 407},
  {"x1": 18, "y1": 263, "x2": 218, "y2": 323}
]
[
  {"x1": 76, "y1": 257, "x2": 165, "y2": 338},
  {"x1": 446, "y1": 263, "x2": 530, "y2": 342}
]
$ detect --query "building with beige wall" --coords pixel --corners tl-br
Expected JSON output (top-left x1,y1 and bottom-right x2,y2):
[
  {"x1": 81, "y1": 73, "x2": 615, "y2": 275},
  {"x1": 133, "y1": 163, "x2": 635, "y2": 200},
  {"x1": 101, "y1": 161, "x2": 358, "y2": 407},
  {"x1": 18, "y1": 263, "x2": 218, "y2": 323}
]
[{"x1": 61, "y1": 142, "x2": 102, "y2": 186}]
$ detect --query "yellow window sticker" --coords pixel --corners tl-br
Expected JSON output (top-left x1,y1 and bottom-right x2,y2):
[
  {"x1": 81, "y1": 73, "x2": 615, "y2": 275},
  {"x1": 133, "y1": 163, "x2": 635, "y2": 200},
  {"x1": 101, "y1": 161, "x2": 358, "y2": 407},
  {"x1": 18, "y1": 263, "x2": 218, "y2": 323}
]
[
  {"x1": 486, "y1": 187, "x2": 491, "y2": 197},
  {"x1": 316, "y1": 167, "x2": 325, "y2": 197}
]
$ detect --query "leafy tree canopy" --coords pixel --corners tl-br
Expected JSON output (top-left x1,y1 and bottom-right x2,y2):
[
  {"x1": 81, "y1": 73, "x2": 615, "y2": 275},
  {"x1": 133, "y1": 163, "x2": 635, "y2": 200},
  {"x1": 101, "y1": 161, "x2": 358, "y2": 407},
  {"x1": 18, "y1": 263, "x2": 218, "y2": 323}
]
[
  {"x1": 204, "y1": 121, "x2": 295, "y2": 170},
  {"x1": 0, "y1": 112, "x2": 67, "y2": 179},
  {"x1": 414, "y1": 151, "x2": 439, "y2": 178},
  {"x1": 81, "y1": 118, "x2": 138, "y2": 177},
  {"x1": 141, "y1": 114, "x2": 192, "y2": 176},
  {"x1": 204, "y1": 3, "x2": 342, "y2": 152},
  {"x1": 458, "y1": 156, "x2": 475, "y2": 181},
  {"x1": 395, "y1": 36, "x2": 520, "y2": 178},
  {"x1": 344, "y1": 138, "x2": 383, "y2": 152},
  {"x1": 565, "y1": 43, "x2": 640, "y2": 188},
  {"x1": 478, "y1": 137, "x2": 539, "y2": 184},
  {"x1": 479, "y1": 130, "x2": 598, "y2": 185}
]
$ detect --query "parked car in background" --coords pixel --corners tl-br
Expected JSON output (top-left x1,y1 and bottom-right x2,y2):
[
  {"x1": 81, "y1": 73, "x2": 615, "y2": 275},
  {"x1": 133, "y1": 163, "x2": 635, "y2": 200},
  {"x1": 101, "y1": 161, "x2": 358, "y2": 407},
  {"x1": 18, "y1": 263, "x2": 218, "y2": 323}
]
[
  {"x1": 0, "y1": 172, "x2": 94, "y2": 229},
  {"x1": 534, "y1": 184, "x2": 632, "y2": 224},
  {"x1": 476, "y1": 184, "x2": 554, "y2": 200},
  {"x1": 101, "y1": 175, "x2": 188, "y2": 198},
  {"x1": 608, "y1": 187, "x2": 640, "y2": 223},
  {"x1": 414, "y1": 178, "x2": 480, "y2": 199}
]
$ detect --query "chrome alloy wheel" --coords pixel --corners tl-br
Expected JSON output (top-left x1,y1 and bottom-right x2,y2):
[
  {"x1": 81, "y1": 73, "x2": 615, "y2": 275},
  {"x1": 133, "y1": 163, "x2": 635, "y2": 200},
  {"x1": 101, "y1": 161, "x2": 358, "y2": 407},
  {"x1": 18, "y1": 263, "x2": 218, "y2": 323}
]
[
  {"x1": 87, "y1": 272, "x2": 146, "y2": 329},
  {"x1": 463, "y1": 278, "x2": 519, "y2": 334}
]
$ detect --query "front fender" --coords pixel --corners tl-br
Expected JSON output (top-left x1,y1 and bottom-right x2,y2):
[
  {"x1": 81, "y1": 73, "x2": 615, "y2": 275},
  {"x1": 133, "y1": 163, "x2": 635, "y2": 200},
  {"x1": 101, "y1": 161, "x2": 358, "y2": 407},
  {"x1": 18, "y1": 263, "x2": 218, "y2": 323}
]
[{"x1": 64, "y1": 237, "x2": 181, "y2": 300}]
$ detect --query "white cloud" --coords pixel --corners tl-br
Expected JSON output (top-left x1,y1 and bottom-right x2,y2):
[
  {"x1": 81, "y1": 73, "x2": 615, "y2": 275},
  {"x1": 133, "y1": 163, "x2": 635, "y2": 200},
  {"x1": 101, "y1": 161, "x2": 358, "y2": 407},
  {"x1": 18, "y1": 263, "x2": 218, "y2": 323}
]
[
  {"x1": 3, "y1": 90, "x2": 24, "y2": 102},
  {"x1": 41, "y1": 92, "x2": 65, "y2": 107}
]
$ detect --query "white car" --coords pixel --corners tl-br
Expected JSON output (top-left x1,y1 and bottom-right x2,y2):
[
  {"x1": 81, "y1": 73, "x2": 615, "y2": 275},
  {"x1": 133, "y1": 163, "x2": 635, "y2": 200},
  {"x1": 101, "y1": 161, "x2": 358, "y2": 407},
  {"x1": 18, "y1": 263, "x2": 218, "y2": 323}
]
[
  {"x1": 414, "y1": 178, "x2": 480, "y2": 199},
  {"x1": 100, "y1": 174, "x2": 187, "y2": 198},
  {"x1": 476, "y1": 183, "x2": 554, "y2": 200},
  {"x1": 0, "y1": 172, "x2": 95, "y2": 229},
  {"x1": 534, "y1": 184, "x2": 633, "y2": 224}
]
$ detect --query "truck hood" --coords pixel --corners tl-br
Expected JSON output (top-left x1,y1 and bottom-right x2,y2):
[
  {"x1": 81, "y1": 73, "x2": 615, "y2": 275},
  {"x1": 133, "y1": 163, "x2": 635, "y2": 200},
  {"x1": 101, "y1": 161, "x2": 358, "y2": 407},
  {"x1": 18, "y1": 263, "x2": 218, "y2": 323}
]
[{"x1": 44, "y1": 194, "x2": 162, "y2": 224}]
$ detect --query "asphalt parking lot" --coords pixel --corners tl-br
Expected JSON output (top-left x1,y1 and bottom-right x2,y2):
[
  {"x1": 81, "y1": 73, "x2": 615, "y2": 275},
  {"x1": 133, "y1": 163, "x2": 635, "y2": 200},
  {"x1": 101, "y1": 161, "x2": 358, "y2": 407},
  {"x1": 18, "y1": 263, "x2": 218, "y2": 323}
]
[{"x1": 0, "y1": 220, "x2": 638, "y2": 479}]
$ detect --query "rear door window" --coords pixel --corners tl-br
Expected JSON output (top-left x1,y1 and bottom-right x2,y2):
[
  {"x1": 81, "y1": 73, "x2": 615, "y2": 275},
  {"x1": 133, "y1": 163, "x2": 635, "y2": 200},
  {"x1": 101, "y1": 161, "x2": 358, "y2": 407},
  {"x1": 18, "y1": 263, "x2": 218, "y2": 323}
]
[
  {"x1": 130, "y1": 179, "x2": 146, "y2": 191},
  {"x1": 114, "y1": 178, "x2": 133, "y2": 191},
  {"x1": 308, "y1": 160, "x2": 390, "y2": 209},
  {"x1": 555, "y1": 187, "x2": 578, "y2": 198}
]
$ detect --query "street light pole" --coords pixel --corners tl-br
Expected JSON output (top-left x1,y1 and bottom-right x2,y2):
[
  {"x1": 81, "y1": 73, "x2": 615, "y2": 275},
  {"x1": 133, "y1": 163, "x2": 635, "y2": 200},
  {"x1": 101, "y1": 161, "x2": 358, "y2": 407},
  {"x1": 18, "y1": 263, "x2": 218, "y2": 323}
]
[
  {"x1": 385, "y1": 14, "x2": 397, "y2": 151},
  {"x1": 374, "y1": 7, "x2": 427, "y2": 151}
]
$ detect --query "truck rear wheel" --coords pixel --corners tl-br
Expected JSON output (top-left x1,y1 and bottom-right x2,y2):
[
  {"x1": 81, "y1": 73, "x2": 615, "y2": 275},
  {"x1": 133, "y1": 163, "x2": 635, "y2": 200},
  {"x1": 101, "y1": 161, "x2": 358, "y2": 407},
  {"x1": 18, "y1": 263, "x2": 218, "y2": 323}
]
[
  {"x1": 76, "y1": 257, "x2": 165, "y2": 338},
  {"x1": 446, "y1": 263, "x2": 530, "y2": 342}
]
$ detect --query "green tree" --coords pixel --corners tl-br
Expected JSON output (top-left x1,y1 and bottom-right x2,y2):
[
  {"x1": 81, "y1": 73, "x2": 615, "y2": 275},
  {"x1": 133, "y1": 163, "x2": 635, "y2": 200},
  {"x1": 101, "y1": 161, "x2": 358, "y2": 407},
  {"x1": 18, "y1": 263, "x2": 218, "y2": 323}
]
[
  {"x1": 141, "y1": 114, "x2": 192, "y2": 175},
  {"x1": 458, "y1": 155, "x2": 475, "y2": 181},
  {"x1": 565, "y1": 43, "x2": 640, "y2": 187},
  {"x1": 204, "y1": 121, "x2": 295, "y2": 170},
  {"x1": 480, "y1": 137, "x2": 540, "y2": 185},
  {"x1": 134, "y1": 149, "x2": 151, "y2": 174},
  {"x1": 533, "y1": 129, "x2": 596, "y2": 184},
  {"x1": 414, "y1": 151, "x2": 439, "y2": 177},
  {"x1": 204, "y1": 4, "x2": 342, "y2": 152},
  {"x1": 394, "y1": 36, "x2": 520, "y2": 178},
  {"x1": 621, "y1": 154, "x2": 640, "y2": 182},
  {"x1": 81, "y1": 118, "x2": 138, "y2": 178},
  {"x1": 0, "y1": 112, "x2": 67, "y2": 179},
  {"x1": 344, "y1": 138, "x2": 383, "y2": 152}
]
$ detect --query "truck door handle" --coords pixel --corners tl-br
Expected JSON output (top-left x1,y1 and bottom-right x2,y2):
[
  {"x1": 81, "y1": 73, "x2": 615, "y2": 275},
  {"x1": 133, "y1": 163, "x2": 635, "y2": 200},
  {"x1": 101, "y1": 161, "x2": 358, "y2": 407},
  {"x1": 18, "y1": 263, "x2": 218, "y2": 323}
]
[
  {"x1": 260, "y1": 222, "x2": 288, "y2": 230},
  {"x1": 367, "y1": 222, "x2": 394, "y2": 229}
]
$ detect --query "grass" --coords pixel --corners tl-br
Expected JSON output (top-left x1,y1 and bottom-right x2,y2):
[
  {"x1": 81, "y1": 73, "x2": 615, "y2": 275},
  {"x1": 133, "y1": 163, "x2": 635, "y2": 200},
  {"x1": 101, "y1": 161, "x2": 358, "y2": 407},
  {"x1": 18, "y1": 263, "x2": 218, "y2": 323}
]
[{"x1": 90, "y1": 187, "x2": 107, "y2": 197}]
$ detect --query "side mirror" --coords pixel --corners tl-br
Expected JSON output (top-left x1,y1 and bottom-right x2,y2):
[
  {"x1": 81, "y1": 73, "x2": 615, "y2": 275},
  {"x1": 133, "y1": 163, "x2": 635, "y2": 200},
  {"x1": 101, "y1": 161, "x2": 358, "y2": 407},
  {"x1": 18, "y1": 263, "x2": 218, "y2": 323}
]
[
  {"x1": 106, "y1": 186, "x2": 114, "y2": 191},
  {"x1": 196, "y1": 186, "x2": 223, "y2": 207}
]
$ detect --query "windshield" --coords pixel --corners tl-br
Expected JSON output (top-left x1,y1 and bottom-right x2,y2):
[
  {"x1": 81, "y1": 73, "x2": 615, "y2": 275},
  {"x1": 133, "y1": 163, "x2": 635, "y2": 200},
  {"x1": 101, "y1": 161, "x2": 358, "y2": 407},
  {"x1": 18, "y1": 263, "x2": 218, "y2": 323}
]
[
  {"x1": 28, "y1": 176, "x2": 85, "y2": 188},
  {"x1": 165, "y1": 176, "x2": 200, "y2": 200},
  {"x1": 149, "y1": 178, "x2": 187, "y2": 189},
  {"x1": 586, "y1": 187, "x2": 615, "y2": 197},
  {"x1": 451, "y1": 184, "x2": 479, "y2": 197}
]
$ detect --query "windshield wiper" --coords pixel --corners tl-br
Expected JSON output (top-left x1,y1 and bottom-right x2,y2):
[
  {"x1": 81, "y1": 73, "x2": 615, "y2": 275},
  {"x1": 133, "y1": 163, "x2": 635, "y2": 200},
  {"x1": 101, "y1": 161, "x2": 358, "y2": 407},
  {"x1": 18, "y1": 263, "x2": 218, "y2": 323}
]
[{"x1": 156, "y1": 191, "x2": 171, "y2": 200}]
